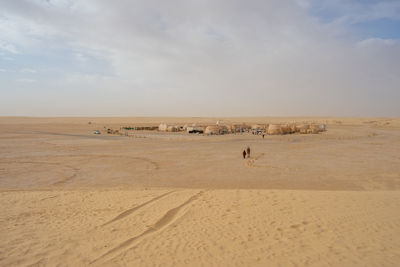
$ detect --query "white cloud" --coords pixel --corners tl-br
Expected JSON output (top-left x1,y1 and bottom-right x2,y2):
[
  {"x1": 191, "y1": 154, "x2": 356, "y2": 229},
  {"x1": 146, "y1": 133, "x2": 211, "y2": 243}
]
[
  {"x1": 357, "y1": 38, "x2": 399, "y2": 47},
  {"x1": 17, "y1": 78, "x2": 36, "y2": 83},
  {"x1": 20, "y1": 68, "x2": 37, "y2": 73},
  {"x1": 0, "y1": 41, "x2": 20, "y2": 54}
]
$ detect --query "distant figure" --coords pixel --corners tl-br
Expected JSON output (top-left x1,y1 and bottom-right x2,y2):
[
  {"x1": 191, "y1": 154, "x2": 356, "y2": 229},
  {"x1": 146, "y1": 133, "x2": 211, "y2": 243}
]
[
  {"x1": 242, "y1": 150, "x2": 246, "y2": 159},
  {"x1": 262, "y1": 134, "x2": 265, "y2": 139},
  {"x1": 246, "y1": 146, "x2": 251, "y2": 158}
]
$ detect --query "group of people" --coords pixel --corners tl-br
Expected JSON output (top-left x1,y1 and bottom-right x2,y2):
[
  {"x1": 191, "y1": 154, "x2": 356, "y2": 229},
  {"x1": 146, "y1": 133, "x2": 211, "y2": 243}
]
[
  {"x1": 241, "y1": 133, "x2": 266, "y2": 159},
  {"x1": 242, "y1": 146, "x2": 251, "y2": 159}
]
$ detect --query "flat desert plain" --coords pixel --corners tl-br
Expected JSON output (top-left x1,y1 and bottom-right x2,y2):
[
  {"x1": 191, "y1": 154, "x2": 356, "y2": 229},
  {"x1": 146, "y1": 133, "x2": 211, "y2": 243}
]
[{"x1": 1, "y1": 117, "x2": 400, "y2": 266}]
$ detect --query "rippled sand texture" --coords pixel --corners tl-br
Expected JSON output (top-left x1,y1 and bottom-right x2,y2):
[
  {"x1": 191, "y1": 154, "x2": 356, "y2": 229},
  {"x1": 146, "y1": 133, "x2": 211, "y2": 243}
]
[{"x1": 0, "y1": 117, "x2": 399, "y2": 266}]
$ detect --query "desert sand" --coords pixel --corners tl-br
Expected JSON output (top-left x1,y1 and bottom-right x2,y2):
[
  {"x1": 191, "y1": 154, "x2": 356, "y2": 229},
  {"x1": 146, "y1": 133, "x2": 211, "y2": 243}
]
[{"x1": 1, "y1": 117, "x2": 400, "y2": 266}]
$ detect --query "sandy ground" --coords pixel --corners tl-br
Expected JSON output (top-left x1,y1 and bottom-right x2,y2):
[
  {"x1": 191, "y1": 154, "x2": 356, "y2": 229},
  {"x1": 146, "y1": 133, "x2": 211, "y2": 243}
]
[{"x1": 0, "y1": 117, "x2": 399, "y2": 266}]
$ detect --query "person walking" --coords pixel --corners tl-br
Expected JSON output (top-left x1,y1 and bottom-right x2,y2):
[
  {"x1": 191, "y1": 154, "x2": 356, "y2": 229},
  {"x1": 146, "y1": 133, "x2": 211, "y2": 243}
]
[
  {"x1": 246, "y1": 146, "x2": 251, "y2": 158},
  {"x1": 262, "y1": 134, "x2": 265, "y2": 139},
  {"x1": 242, "y1": 150, "x2": 246, "y2": 159}
]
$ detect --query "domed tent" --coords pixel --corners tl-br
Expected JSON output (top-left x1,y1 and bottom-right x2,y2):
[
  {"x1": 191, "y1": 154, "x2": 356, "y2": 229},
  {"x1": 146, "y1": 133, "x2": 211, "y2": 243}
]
[
  {"x1": 267, "y1": 124, "x2": 282, "y2": 135},
  {"x1": 280, "y1": 124, "x2": 292, "y2": 134},
  {"x1": 186, "y1": 126, "x2": 204, "y2": 133},
  {"x1": 204, "y1": 125, "x2": 228, "y2": 135},
  {"x1": 167, "y1": 125, "x2": 179, "y2": 132},
  {"x1": 158, "y1": 123, "x2": 168, "y2": 131},
  {"x1": 289, "y1": 123, "x2": 297, "y2": 133},
  {"x1": 295, "y1": 124, "x2": 310, "y2": 134},
  {"x1": 309, "y1": 124, "x2": 324, "y2": 134},
  {"x1": 158, "y1": 123, "x2": 178, "y2": 132}
]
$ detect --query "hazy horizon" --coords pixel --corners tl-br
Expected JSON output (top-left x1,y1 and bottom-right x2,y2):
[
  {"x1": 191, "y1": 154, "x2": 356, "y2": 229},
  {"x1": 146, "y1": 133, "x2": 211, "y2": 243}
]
[{"x1": 1, "y1": 0, "x2": 400, "y2": 117}]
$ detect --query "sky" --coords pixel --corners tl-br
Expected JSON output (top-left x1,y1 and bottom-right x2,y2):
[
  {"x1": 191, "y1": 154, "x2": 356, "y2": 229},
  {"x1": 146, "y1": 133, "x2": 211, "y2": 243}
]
[{"x1": 0, "y1": 0, "x2": 399, "y2": 117}]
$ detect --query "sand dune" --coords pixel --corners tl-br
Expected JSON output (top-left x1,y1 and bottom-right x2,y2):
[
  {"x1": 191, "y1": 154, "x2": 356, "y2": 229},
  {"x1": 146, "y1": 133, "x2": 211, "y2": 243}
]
[
  {"x1": 1, "y1": 189, "x2": 399, "y2": 266},
  {"x1": 0, "y1": 117, "x2": 399, "y2": 266}
]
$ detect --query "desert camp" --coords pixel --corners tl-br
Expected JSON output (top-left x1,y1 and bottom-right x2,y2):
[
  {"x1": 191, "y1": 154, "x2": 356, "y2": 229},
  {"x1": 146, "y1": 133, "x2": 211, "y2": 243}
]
[{"x1": 104, "y1": 121, "x2": 327, "y2": 137}]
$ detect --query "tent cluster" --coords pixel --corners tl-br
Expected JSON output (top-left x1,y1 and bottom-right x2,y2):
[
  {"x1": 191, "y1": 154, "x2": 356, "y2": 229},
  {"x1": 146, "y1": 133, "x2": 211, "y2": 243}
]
[
  {"x1": 267, "y1": 123, "x2": 326, "y2": 135},
  {"x1": 114, "y1": 122, "x2": 327, "y2": 136},
  {"x1": 159, "y1": 122, "x2": 326, "y2": 135},
  {"x1": 120, "y1": 126, "x2": 158, "y2": 131},
  {"x1": 158, "y1": 123, "x2": 252, "y2": 135}
]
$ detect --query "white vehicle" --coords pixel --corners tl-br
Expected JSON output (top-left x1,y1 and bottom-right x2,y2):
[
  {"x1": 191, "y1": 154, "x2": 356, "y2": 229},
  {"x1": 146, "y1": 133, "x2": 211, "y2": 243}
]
[{"x1": 93, "y1": 130, "x2": 101, "y2": 134}]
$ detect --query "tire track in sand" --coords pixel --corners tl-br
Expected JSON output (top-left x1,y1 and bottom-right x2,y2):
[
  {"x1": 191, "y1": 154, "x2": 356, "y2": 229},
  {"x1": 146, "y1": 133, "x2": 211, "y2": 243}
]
[
  {"x1": 4, "y1": 154, "x2": 160, "y2": 187},
  {"x1": 101, "y1": 190, "x2": 175, "y2": 226},
  {"x1": 0, "y1": 160, "x2": 80, "y2": 187},
  {"x1": 51, "y1": 165, "x2": 80, "y2": 186},
  {"x1": 52, "y1": 155, "x2": 159, "y2": 186},
  {"x1": 91, "y1": 190, "x2": 205, "y2": 265}
]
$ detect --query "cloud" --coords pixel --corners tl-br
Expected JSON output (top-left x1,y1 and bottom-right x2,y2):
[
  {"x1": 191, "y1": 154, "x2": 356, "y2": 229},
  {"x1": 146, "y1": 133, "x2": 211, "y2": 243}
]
[
  {"x1": 17, "y1": 78, "x2": 36, "y2": 83},
  {"x1": 20, "y1": 68, "x2": 37, "y2": 73},
  {"x1": 305, "y1": 0, "x2": 400, "y2": 23},
  {"x1": 0, "y1": 41, "x2": 20, "y2": 54},
  {"x1": 0, "y1": 0, "x2": 399, "y2": 116}
]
